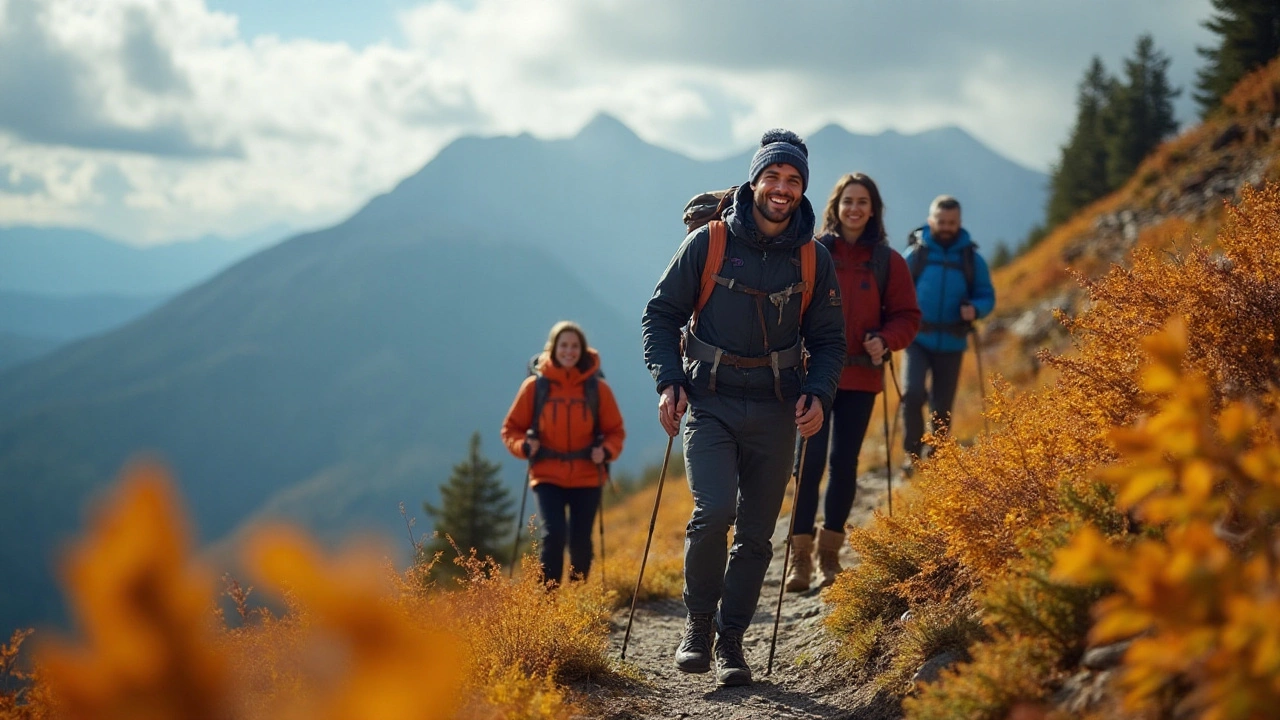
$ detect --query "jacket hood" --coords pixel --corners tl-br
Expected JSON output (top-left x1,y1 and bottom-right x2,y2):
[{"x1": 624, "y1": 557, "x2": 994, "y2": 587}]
[
  {"x1": 724, "y1": 182, "x2": 816, "y2": 252},
  {"x1": 920, "y1": 226, "x2": 974, "y2": 252},
  {"x1": 535, "y1": 347, "x2": 601, "y2": 386}
]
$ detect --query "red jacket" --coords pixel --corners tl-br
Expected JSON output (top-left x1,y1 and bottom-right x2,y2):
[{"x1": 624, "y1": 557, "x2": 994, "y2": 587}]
[
  {"x1": 501, "y1": 349, "x2": 625, "y2": 489},
  {"x1": 824, "y1": 234, "x2": 921, "y2": 392}
]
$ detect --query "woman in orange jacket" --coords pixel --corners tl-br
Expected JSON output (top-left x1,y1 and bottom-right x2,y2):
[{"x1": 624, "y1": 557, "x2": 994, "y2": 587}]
[{"x1": 502, "y1": 321, "x2": 625, "y2": 586}]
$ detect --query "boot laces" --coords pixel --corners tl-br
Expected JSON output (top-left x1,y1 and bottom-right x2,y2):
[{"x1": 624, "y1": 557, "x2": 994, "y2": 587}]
[{"x1": 680, "y1": 614, "x2": 714, "y2": 654}]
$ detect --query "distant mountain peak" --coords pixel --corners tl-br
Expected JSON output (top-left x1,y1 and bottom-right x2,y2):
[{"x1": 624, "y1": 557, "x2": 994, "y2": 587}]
[{"x1": 573, "y1": 113, "x2": 641, "y2": 145}]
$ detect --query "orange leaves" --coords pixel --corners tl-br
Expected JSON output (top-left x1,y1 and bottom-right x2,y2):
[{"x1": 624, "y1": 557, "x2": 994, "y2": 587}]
[
  {"x1": 243, "y1": 527, "x2": 465, "y2": 720},
  {"x1": 25, "y1": 462, "x2": 466, "y2": 720},
  {"x1": 38, "y1": 461, "x2": 231, "y2": 720},
  {"x1": 1052, "y1": 318, "x2": 1280, "y2": 718}
]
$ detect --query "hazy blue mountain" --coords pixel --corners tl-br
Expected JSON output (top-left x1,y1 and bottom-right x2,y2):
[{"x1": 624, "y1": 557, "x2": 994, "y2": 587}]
[
  {"x1": 368, "y1": 115, "x2": 1045, "y2": 318},
  {"x1": 0, "y1": 331, "x2": 59, "y2": 371},
  {"x1": 0, "y1": 116, "x2": 1045, "y2": 633},
  {"x1": 0, "y1": 225, "x2": 285, "y2": 296},
  {"x1": 0, "y1": 290, "x2": 169, "y2": 341},
  {"x1": 0, "y1": 228, "x2": 654, "y2": 633}
]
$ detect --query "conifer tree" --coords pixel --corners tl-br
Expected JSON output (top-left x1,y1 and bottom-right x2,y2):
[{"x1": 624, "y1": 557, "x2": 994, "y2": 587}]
[
  {"x1": 1106, "y1": 35, "x2": 1181, "y2": 189},
  {"x1": 1046, "y1": 57, "x2": 1116, "y2": 227},
  {"x1": 423, "y1": 432, "x2": 514, "y2": 578},
  {"x1": 1194, "y1": 0, "x2": 1280, "y2": 115}
]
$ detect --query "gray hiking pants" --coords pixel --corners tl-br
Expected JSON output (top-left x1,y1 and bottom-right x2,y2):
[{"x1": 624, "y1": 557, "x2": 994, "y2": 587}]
[
  {"x1": 901, "y1": 341, "x2": 966, "y2": 459},
  {"x1": 681, "y1": 389, "x2": 798, "y2": 635}
]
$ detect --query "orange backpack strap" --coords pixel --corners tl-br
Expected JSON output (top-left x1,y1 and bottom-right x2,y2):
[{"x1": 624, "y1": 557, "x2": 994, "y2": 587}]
[
  {"x1": 799, "y1": 239, "x2": 816, "y2": 316},
  {"x1": 692, "y1": 220, "x2": 727, "y2": 326}
]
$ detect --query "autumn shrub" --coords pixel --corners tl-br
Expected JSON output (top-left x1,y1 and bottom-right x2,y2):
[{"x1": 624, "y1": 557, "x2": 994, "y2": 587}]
[
  {"x1": 826, "y1": 183, "x2": 1280, "y2": 719},
  {"x1": 1052, "y1": 320, "x2": 1280, "y2": 719},
  {"x1": 0, "y1": 459, "x2": 640, "y2": 720}
]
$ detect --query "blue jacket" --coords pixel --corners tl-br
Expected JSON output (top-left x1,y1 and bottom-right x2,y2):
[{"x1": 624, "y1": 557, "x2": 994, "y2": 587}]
[{"x1": 903, "y1": 227, "x2": 995, "y2": 353}]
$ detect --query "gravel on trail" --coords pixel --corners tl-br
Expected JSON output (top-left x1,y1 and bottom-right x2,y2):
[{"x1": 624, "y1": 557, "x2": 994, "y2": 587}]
[{"x1": 574, "y1": 469, "x2": 910, "y2": 720}]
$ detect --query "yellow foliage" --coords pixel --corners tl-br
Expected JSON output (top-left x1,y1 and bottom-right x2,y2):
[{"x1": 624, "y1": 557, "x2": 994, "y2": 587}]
[
  {"x1": 1053, "y1": 320, "x2": 1280, "y2": 719},
  {"x1": 834, "y1": 183, "x2": 1280, "y2": 719},
  {"x1": 1, "y1": 460, "x2": 636, "y2": 719}
]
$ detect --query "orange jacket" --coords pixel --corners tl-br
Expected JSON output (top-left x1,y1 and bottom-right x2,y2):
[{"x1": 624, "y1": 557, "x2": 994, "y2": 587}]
[{"x1": 501, "y1": 349, "x2": 625, "y2": 489}]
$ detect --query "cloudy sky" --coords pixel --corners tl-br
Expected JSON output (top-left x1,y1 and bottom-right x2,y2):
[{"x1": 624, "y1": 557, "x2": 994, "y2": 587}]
[{"x1": 0, "y1": 0, "x2": 1214, "y2": 245}]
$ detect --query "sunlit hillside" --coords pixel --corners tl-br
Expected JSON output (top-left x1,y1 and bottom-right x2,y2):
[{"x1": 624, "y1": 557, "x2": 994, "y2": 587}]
[{"x1": 817, "y1": 57, "x2": 1280, "y2": 720}]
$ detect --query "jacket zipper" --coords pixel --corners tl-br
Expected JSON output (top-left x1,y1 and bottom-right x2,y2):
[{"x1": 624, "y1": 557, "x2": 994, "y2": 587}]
[{"x1": 934, "y1": 243, "x2": 949, "y2": 348}]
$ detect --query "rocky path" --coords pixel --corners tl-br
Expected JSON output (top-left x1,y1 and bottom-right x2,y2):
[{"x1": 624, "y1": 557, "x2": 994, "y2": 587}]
[{"x1": 579, "y1": 470, "x2": 908, "y2": 720}]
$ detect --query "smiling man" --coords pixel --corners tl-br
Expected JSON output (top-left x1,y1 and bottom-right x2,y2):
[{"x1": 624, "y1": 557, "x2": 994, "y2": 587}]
[{"x1": 641, "y1": 129, "x2": 846, "y2": 686}]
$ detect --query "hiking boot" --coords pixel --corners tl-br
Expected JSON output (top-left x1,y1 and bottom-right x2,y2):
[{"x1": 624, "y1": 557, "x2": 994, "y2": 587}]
[
  {"x1": 784, "y1": 533, "x2": 815, "y2": 592},
  {"x1": 816, "y1": 527, "x2": 845, "y2": 588},
  {"x1": 714, "y1": 631, "x2": 752, "y2": 686},
  {"x1": 674, "y1": 613, "x2": 716, "y2": 673}
]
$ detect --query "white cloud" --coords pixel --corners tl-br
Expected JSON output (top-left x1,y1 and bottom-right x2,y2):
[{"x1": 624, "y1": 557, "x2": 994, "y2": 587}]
[{"x1": 0, "y1": 0, "x2": 1214, "y2": 244}]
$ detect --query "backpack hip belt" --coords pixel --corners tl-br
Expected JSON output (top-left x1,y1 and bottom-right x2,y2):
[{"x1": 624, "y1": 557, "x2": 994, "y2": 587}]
[
  {"x1": 920, "y1": 320, "x2": 972, "y2": 338},
  {"x1": 533, "y1": 446, "x2": 595, "y2": 463},
  {"x1": 683, "y1": 331, "x2": 801, "y2": 401},
  {"x1": 844, "y1": 352, "x2": 879, "y2": 368}
]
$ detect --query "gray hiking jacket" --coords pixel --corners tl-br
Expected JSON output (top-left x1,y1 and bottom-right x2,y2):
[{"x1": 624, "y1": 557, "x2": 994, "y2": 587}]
[{"x1": 642, "y1": 184, "x2": 846, "y2": 410}]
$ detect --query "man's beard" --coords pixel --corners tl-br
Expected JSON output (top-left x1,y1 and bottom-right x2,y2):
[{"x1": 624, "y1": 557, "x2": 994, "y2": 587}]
[{"x1": 754, "y1": 196, "x2": 796, "y2": 224}]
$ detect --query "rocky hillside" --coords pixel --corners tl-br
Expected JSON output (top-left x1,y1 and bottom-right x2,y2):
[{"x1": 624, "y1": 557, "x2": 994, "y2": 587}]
[{"x1": 972, "y1": 57, "x2": 1280, "y2": 410}]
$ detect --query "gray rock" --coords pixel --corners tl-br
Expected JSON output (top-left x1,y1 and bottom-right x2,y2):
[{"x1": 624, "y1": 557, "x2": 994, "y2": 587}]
[
  {"x1": 911, "y1": 648, "x2": 967, "y2": 685},
  {"x1": 1081, "y1": 640, "x2": 1132, "y2": 670}
]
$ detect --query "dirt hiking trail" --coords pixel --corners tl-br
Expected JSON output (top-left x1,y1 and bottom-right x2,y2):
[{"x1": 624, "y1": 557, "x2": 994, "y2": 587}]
[{"x1": 578, "y1": 469, "x2": 910, "y2": 720}]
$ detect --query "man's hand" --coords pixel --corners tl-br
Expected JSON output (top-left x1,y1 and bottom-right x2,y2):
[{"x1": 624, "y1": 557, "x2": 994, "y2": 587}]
[
  {"x1": 795, "y1": 394, "x2": 823, "y2": 438},
  {"x1": 960, "y1": 302, "x2": 976, "y2": 323},
  {"x1": 591, "y1": 446, "x2": 606, "y2": 465},
  {"x1": 863, "y1": 333, "x2": 887, "y2": 365},
  {"x1": 523, "y1": 438, "x2": 540, "y2": 459},
  {"x1": 658, "y1": 385, "x2": 688, "y2": 437}
]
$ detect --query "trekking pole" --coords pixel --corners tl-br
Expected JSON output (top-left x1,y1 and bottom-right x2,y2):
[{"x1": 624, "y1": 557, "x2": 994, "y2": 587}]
[
  {"x1": 509, "y1": 432, "x2": 536, "y2": 579},
  {"x1": 620, "y1": 434, "x2": 675, "y2": 661},
  {"x1": 881, "y1": 361, "x2": 894, "y2": 517},
  {"x1": 886, "y1": 354, "x2": 904, "y2": 461},
  {"x1": 768, "y1": 432, "x2": 810, "y2": 676},
  {"x1": 597, "y1": 462, "x2": 607, "y2": 589},
  {"x1": 968, "y1": 323, "x2": 991, "y2": 436}
]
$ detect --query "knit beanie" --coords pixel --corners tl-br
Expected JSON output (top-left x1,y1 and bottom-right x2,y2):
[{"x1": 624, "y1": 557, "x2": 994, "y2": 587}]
[{"x1": 747, "y1": 129, "x2": 809, "y2": 191}]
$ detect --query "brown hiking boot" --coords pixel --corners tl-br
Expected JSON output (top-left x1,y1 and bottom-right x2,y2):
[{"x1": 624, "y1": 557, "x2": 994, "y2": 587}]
[
  {"x1": 674, "y1": 612, "x2": 716, "y2": 673},
  {"x1": 784, "y1": 533, "x2": 815, "y2": 592},
  {"x1": 816, "y1": 527, "x2": 845, "y2": 588}
]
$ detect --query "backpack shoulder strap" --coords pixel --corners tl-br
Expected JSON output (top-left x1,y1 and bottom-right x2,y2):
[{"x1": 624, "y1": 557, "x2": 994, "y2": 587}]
[
  {"x1": 907, "y1": 229, "x2": 927, "y2": 284},
  {"x1": 869, "y1": 244, "x2": 891, "y2": 302},
  {"x1": 531, "y1": 373, "x2": 550, "y2": 439},
  {"x1": 692, "y1": 220, "x2": 727, "y2": 326},
  {"x1": 961, "y1": 245, "x2": 977, "y2": 298},
  {"x1": 799, "y1": 239, "x2": 816, "y2": 316},
  {"x1": 583, "y1": 375, "x2": 600, "y2": 438}
]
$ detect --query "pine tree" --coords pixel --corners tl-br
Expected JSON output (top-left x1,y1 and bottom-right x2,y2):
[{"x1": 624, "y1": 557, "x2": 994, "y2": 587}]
[
  {"x1": 1106, "y1": 35, "x2": 1181, "y2": 189},
  {"x1": 1046, "y1": 57, "x2": 1116, "y2": 227},
  {"x1": 1195, "y1": 0, "x2": 1280, "y2": 114},
  {"x1": 423, "y1": 431, "x2": 514, "y2": 578}
]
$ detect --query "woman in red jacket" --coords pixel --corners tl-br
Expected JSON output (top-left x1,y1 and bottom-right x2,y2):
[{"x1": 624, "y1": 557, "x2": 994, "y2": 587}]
[
  {"x1": 787, "y1": 173, "x2": 921, "y2": 592},
  {"x1": 502, "y1": 321, "x2": 625, "y2": 586}
]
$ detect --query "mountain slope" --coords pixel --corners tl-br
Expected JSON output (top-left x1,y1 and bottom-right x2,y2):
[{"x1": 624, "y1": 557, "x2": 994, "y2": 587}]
[
  {"x1": 0, "y1": 290, "x2": 169, "y2": 342},
  {"x1": 0, "y1": 116, "x2": 1049, "y2": 633},
  {"x1": 0, "y1": 225, "x2": 280, "y2": 297}
]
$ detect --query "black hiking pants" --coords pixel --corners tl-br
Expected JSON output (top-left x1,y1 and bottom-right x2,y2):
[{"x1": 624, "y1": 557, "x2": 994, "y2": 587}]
[
  {"x1": 794, "y1": 389, "x2": 877, "y2": 536},
  {"x1": 681, "y1": 389, "x2": 797, "y2": 635},
  {"x1": 901, "y1": 341, "x2": 965, "y2": 459},
  {"x1": 533, "y1": 483, "x2": 601, "y2": 585}
]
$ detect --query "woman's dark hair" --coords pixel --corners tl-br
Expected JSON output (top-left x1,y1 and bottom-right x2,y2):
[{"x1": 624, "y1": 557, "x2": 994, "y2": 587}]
[
  {"x1": 821, "y1": 172, "x2": 887, "y2": 245},
  {"x1": 543, "y1": 320, "x2": 593, "y2": 372}
]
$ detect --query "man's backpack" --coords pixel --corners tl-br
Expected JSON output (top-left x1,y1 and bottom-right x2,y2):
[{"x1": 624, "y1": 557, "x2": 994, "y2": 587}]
[
  {"x1": 526, "y1": 354, "x2": 601, "y2": 446},
  {"x1": 680, "y1": 188, "x2": 816, "y2": 328},
  {"x1": 906, "y1": 227, "x2": 976, "y2": 298}
]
